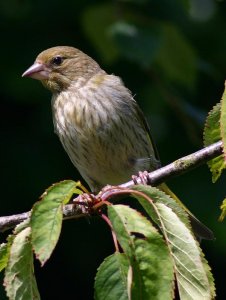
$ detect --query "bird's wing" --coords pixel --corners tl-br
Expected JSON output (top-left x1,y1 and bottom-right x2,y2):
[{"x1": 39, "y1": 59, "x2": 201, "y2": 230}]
[{"x1": 134, "y1": 101, "x2": 161, "y2": 165}]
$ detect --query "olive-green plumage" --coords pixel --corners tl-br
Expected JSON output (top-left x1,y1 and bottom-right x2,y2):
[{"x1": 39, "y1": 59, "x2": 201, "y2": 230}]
[{"x1": 22, "y1": 46, "x2": 213, "y2": 240}]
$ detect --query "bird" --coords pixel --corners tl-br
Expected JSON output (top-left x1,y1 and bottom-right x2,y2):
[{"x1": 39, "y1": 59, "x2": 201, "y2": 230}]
[{"x1": 22, "y1": 46, "x2": 213, "y2": 240}]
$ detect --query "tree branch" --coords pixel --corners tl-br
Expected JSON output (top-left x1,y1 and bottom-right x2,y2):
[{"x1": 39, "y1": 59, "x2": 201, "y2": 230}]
[
  {"x1": 0, "y1": 141, "x2": 223, "y2": 233},
  {"x1": 121, "y1": 140, "x2": 223, "y2": 188}
]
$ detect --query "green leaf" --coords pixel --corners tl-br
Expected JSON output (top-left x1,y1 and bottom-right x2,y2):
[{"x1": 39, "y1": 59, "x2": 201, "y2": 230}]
[
  {"x1": 204, "y1": 103, "x2": 225, "y2": 182},
  {"x1": 204, "y1": 103, "x2": 221, "y2": 145},
  {"x1": 14, "y1": 216, "x2": 31, "y2": 235},
  {"x1": 201, "y1": 254, "x2": 216, "y2": 299},
  {"x1": 109, "y1": 21, "x2": 161, "y2": 68},
  {"x1": 0, "y1": 218, "x2": 32, "y2": 273},
  {"x1": 4, "y1": 227, "x2": 40, "y2": 300},
  {"x1": 219, "y1": 198, "x2": 226, "y2": 221},
  {"x1": 94, "y1": 253, "x2": 129, "y2": 300},
  {"x1": 132, "y1": 185, "x2": 216, "y2": 300},
  {"x1": 108, "y1": 204, "x2": 174, "y2": 300},
  {"x1": 155, "y1": 23, "x2": 197, "y2": 89},
  {"x1": 0, "y1": 243, "x2": 8, "y2": 272},
  {"x1": 203, "y1": 82, "x2": 226, "y2": 182},
  {"x1": 31, "y1": 180, "x2": 81, "y2": 265}
]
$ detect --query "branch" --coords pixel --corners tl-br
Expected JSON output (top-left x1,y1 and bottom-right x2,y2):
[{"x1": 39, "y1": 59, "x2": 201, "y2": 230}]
[
  {"x1": 0, "y1": 141, "x2": 223, "y2": 232},
  {"x1": 121, "y1": 140, "x2": 223, "y2": 188}
]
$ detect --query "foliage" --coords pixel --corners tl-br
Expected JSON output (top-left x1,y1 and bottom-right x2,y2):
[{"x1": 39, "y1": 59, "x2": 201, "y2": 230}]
[
  {"x1": 1, "y1": 79, "x2": 226, "y2": 298},
  {"x1": 4, "y1": 227, "x2": 40, "y2": 300},
  {"x1": 1, "y1": 0, "x2": 226, "y2": 298},
  {"x1": 219, "y1": 198, "x2": 226, "y2": 222},
  {"x1": 203, "y1": 83, "x2": 226, "y2": 183},
  {"x1": 1, "y1": 116, "x2": 226, "y2": 300},
  {"x1": 31, "y1": 180, "x2": 82, "y2": 265},
  {"x1": 0, "y1": 182, "x2": 218, "y2": 299}
]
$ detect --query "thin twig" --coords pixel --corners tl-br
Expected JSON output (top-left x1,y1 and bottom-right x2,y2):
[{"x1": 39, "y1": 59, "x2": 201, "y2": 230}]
[
  {"x1": 0, "y1": 141, "x2": 223, "y2": 233},
  {"x1": 0, "y1": 212, "x2": 30, "y2": 233}
]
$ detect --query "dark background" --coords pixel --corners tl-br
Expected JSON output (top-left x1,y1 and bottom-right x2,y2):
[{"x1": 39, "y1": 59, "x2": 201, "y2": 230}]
[{"x1": 0, "y1": 0, "x2": 226, "y2": 299}]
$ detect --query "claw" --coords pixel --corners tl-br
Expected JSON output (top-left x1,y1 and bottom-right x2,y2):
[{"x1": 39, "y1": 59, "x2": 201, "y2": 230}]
[
  {"x1": 132, "y1": 171, "x2": 150, "y2": 185},
  {"x1": 73, "y1": 193, "x2": 96, "y2": 214}
]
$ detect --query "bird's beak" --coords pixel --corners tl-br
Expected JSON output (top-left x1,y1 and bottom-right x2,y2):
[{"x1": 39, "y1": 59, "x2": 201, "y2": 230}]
[{"x1": 22, "y1": 62, "x2": 50, "y2": 80}]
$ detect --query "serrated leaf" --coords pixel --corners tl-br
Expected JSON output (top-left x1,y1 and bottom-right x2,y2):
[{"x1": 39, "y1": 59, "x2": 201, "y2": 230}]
[
  {"x1": 219, "y1": 198, "x2": 226, "y2": 221},
  {"x1": 4, "y1": 227, "x2": 40, "y2": 300},
  {"x1": 94, "y1": 253, "x2": 129, "y2": 300},
  {"x1": 108, "y1": 204, "x2": 174, "y2": 300},
  {"x1": 14, "y1": 216, "x2": 31, "y2": 235},
  {"x1": 204, "y1": 102, "x2": 225, "y2": 182},
  {"x1": 135, "y1": 184, "x2": 214, "y2": 240},
  {"x1": 201, "y1": 253, "x2": 216, "y2": 299},
  {"x1": 131, "y1": 185, "x2": 215, "y2": 300},
  {"x1": 31, "y1": 180, "x2": 80, "y2": 265},
  {"x1": 0, "y1": 243, "x2": 8, "y2": 272},
  {"x1": 0, "y1": 219, "x2": 31, "y2": 274},
  {"x1": 0, "y1": 230, "x2": 21, "y2": 273}
]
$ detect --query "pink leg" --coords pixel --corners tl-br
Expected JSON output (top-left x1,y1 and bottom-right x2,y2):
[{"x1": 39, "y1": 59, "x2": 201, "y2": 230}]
[
  {"x1": 132, "y1": 171, "x2": 150, "y2": 185},
  {"x1": 73, "y1": 193, "x2": 96, "y2": 214}
]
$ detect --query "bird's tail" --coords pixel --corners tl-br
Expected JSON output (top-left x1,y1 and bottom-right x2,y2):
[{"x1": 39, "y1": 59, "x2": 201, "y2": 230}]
[{"x1": 159, "y1": 183, "x2": 214, "y2": 240}]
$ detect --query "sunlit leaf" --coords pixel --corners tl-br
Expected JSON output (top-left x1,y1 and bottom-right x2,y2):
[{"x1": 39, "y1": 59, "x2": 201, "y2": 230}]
[
  {"x1": 0, "y1": 243, "x2": 8, "y2": 272},
  {"x1": 0, "y1": 218, "x2": 31, "y2": 274},
  {"x1": 4, "y1": 227, "x2": 40, "y2": 300},
  {"x1": 131, "y1": 185, "x2": 215, "y2": 300},
  {"x1": 31, "y1": 180, "x2": 81, "y2": 265},
  {"x1": 14, "y1": 216, "x2": 31, "y2": 235},
  {"x1": 94, "y1": 253, "x2": 129, "y2": 300},
  {"x1": 108, "y1": 204, "x2": 174, "y2": 300},
  {"x1": 204, "y1": 103, "x2": 225, "y2": 182},
  {"x1": 219, "y1": 198, "x2": 226, "y2": 222}
]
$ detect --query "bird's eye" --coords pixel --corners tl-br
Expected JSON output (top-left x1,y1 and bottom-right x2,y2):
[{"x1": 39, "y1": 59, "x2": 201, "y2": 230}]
[{"x1": 52, "y1": 56, "x2": 63, "y2": 66}]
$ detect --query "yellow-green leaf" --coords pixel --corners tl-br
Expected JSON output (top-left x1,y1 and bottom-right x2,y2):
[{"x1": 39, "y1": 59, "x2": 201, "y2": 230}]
[
  {"x1": 219, "y1": 198, "x2": 226, "y2": 222},
  {"x1": 94, "y1": 253, "x2": 129, "y2": 300},
  {"x1": 132, "y1": 185, "x2": 215, "y2": 300},
  {"x1": 31, "y1": 180, "x2": 81, "y2": 265},
  {"x1": 204, "y1": 103, "x2": 225, "y2": 182},
  {"x1": 0, "y1": 243, "x2": 8, "y2": 272},
  {"x1": 108, "y1": 204, "x2": 174, "y2": 300},
  {"x1": 4, "y1": 227, "x2": 40, "y2": 300}
]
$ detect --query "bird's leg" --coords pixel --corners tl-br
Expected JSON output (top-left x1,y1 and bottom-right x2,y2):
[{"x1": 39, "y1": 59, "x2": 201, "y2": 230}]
[
  {"x1": 72, "y1": 185, "x2": 116, "y2": 215},
  {"x1": 71, "y1": 181, "x2": 103, "y2": 214},
  {"x1": 132, "y1": 171, "x2": 150, "y2": 185},
  {"x1": 72, "y1": 193, "x2": 97, "y2": 214}
]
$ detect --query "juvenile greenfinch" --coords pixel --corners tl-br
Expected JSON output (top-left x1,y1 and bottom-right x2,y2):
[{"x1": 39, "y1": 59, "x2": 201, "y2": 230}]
[{"x1": 22, "y1": 46, "x2": 213, "y2": 240}]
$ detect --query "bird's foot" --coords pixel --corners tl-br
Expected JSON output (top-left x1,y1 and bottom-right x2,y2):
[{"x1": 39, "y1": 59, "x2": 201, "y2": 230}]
[
  {"x1": 73, "y1": 193, "x2": 97, "y2": 214},
  {"x1": 132, "y1": 171, "x2": 150, "y2": 185}
]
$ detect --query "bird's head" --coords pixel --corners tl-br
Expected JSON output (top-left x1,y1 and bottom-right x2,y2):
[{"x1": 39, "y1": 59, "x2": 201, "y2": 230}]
[{"x1": 22, "y1": 46, "x2": 101, "y2": 93}]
